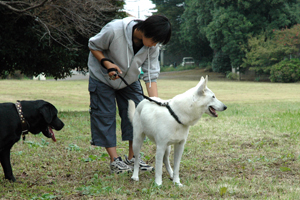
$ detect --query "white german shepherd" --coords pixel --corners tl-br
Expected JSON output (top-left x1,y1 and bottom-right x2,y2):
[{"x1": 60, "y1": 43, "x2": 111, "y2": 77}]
[{"x1": 128, "y1": 76, "x2": 227, "y2": 186}]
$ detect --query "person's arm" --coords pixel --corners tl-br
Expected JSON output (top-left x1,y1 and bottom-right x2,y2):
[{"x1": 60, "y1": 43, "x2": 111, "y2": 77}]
[
  {"x1": 145, "y1": 82, "x2": 158, "y2": 97},
  {"x1": 89, "y1": 49, "x2": 122, "y2": 79},
  {"x1": 141, "y1": 47, "x2": 160, "y2": 95}
]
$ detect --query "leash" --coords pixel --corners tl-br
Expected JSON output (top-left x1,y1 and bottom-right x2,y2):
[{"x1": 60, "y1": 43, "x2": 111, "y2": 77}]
[{"x1": 101, "y1": 58, "x2": 183, "y2": 125}]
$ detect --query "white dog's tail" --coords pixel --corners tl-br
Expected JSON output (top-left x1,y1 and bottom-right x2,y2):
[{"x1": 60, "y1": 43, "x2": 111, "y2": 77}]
[{"x1": 128, "y1": 100, "x2": 136, "y2": 124}]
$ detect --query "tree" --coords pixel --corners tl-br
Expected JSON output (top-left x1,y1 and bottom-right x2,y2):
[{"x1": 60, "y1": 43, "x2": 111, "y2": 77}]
[
  {"x1": 180, "y1": 0, "x2": 213, "y2": 61},
  {"x1": 206, "y1": 6, "x2": 252, "y2": 72},
  {"x1": 151, "y1": 0, "x2": 186, "y2": 65},
  {"x1": 243, "y1": 24, "x2": 300, "y2": 74},
  {"x1": 0, "y1": 0, "x2": 125, "y2": 79},
  {"x1": 180, "y1": 0, "x2": 300, "y2": 74}
]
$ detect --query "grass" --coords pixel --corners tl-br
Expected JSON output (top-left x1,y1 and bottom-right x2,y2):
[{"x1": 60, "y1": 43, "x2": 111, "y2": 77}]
[{"x1": 0, "y1": 75, "x2": 300, "y2": 199}]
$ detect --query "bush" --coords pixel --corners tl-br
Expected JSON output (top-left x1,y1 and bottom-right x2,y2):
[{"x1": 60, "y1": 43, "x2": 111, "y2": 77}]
[
  {"x1": 1, "y1": 70, "x2": 24, "y2": 79},
  {"x1": 269, "y1": 59, "x2": 300, "y2": 83},
  {"x1": 226, "y1": 72, "x2": 238, "y2": 80}
]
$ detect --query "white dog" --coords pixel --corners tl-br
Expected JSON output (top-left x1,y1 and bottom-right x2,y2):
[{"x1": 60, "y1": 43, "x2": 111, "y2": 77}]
[{"x1": 128, "y1": 76, "x2": 227, "y2": 186}]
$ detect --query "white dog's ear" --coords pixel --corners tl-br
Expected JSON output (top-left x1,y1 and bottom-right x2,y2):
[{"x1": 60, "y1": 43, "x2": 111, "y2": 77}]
[
  {"x1": 197, "y1": 76, "x2": 204, "y2": 88},
  {"x1": 197, "y1": 76, "x2": 207, "y2": 95}
]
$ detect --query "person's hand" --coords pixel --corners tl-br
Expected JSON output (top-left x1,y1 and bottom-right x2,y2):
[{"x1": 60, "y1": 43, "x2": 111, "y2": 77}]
[{"x1": 105, "y1": 62, "x2": 122, "y2": 80}]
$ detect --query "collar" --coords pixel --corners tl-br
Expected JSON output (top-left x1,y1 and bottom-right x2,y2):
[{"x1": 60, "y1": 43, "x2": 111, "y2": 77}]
[{"x1": 15, "y1": 101, "x2": 29, "y2": 140}]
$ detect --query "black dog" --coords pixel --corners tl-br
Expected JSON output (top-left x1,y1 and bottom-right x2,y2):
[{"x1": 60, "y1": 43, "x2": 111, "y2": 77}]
[{"x1": 0, "y1": 100, "x2": 64, "y2": 182}]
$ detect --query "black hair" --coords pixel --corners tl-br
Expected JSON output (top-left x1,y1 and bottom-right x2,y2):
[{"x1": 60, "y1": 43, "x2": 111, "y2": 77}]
[{"x1": 135, "y1": 15, "x2": 172, "y2": 45}]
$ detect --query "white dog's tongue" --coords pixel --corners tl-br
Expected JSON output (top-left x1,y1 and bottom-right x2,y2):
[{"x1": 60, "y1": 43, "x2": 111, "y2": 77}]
[
  {"x1": 209, "y1": 107, "x2": 218, "y2": 117},
  {"x1": 48, "y1": 127, "x2": 56, "y2": 142}
]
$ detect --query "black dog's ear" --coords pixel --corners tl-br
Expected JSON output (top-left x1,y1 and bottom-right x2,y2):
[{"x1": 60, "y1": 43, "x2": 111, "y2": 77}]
[{"x1": 39, "y1": 103, "x2": 58, "y2": 124}]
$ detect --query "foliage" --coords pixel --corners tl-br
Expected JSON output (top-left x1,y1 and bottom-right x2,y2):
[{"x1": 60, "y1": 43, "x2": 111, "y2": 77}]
[
  {"x1": 206, "y1": 6, "x2": 252, "y2": 69},
  {"x1": 180, "y1": 0, "x2": 213, "y2": 61},
  {"x1": 0, "y1": 0, "x2": 125, "y2": 79},
  {"x1": 242, "y1": 35, "x2": 288, "y2": 74},
  {"x1": 226, "y1": 72, "x2": 238, "y2": 80},
  {"x1": 269, "y1": 58, "x2": 300, "y2": 83},
  {"x1": 179, "y1": 0, "x2": 300, "y2": 74},
  {"x1": 211, "y1": 50, "x2": 231, "y2": 73},
  {"x1": 273, "y1": 24, "x2": 300, "y2": 58},
  {"x1": 0, "y1": 11, "x2": 83, "y2": 79},
  {"x1": 151, "y1": 0, "x2": 186, "y2": 65},
  {"x1": 243, "y1": 24, "x2": 300, "y2": 74}
]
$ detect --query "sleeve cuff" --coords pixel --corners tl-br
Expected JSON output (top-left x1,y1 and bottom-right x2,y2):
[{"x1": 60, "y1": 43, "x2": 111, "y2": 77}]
[{"x1": 144, "y1": 79, "x2": 157, "y2": 83}]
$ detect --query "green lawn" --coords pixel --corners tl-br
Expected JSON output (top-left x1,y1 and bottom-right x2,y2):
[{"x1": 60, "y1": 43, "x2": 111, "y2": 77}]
[{"x1": 0, "y1": 77, "x2": 300, "y2": 199}]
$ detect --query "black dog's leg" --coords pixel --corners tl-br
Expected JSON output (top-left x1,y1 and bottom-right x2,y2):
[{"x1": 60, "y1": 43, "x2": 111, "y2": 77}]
[{"x1": 0, "y1": 149, "x2": 16, "y2": 182}]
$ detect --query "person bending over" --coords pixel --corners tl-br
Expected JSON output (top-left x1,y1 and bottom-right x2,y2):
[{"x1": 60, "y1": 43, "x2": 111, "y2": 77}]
[{"x1": 88, "y1": 15, "x2": 171, "y2": 174}]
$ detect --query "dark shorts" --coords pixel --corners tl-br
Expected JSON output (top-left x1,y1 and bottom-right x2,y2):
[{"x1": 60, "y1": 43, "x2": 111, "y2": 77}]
[{"x1": 89, "y1": 77, "x2": 144, "y2": 147}]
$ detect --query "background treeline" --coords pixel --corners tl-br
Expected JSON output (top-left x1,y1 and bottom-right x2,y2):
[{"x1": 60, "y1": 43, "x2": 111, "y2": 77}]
[
  {"x1": 1, "y1": 0, "x2": 300, "y2": 82},
  {"x1": 154, "y1": 0, "x2": 300, "y2": 82}
]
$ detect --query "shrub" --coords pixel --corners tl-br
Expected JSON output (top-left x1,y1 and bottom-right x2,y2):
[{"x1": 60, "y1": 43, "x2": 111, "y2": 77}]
[
  {"x1": 226, "y1": 72, "x2": 238, "y2": 80},
  {"x1": 269, "y1": 59, "x2": 300, "y2": 83},
  {"x1": 1, "y1": 70, "x2": 24, "y2": 79}
]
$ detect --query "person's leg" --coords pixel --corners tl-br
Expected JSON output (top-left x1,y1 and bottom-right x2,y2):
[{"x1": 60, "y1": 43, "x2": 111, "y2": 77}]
[
  {"x1": 89, "y1": 77, "x2": 119, "y2": 162},
  {"x1": 106, "y1": 147, "x2": 118, "y2": 162},
  {"x1": 89, "y1": 77, "x2": 132, "y2": 173},
  {"x1": 116, "y1": 80, "x2": 144, "y2": 159},
  {"x1": 128, "y1": 140, "x2": 134, "y2": 159}
]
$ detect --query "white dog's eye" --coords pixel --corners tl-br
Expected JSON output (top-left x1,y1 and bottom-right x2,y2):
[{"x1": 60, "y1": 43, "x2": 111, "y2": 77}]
[{"x1": 212, "y1": 96, "x2": 215, "y2": 98}]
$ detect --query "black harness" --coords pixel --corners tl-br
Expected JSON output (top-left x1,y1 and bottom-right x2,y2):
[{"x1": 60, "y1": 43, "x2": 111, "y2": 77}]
[
  {"x1": 15, "y1": 101, "x2": 29, "y2": 140},
  {"x1": 100, "y1": 58, "x2": 183, "y2": 125}
]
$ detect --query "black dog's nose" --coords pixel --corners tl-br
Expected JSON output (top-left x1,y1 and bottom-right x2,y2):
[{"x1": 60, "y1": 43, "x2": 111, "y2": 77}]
[{"x1": 224, "y1": 105, "x2": 227, "y2": 110}]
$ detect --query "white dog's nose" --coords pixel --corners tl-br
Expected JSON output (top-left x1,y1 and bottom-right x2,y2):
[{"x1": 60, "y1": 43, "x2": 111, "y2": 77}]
[{"x1": 223, "y1": 105, "x2": 227, "y2": 110}]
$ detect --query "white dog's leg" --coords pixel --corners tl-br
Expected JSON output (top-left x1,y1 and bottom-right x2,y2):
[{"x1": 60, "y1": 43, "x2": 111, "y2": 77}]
[
  {"x1": 155, "y1": 145, "x2": 166, "y2": 186},
  {"x1": 173, "y1": 142, "x2": 185, "y2": 186},
  {"x1": 131, "y1": 132, "x2": 144, "y2": 182},
  {"x1": 163, "y1": 145, "x2": 173, "y2": 180}
]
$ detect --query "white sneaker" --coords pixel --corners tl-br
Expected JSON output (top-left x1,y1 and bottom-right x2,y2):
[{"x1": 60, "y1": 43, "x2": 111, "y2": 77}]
[
  {"x1": 124, "y1": 155, "x2": 154, "y2": 171},
  {"x1": 110, "y1": 157, "x2": 132, "y2": 174}
]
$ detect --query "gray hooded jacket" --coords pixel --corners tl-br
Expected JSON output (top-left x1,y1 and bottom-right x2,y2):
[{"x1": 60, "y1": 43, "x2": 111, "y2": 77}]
[{"x1": 88, "y1": 17, "x2": 160, "y2": 90}]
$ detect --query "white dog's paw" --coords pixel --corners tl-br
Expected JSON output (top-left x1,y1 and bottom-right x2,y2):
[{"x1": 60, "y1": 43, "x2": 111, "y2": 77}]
[
  {"x1": 155, "y1": 182, "x2": 162, "y2": 187},
  {"x1": 131, "y1": 176, "x2": 139, "y2": 181},
  {"x1": 174, "y1": 182, "x2": 184, "y2": 187}
]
